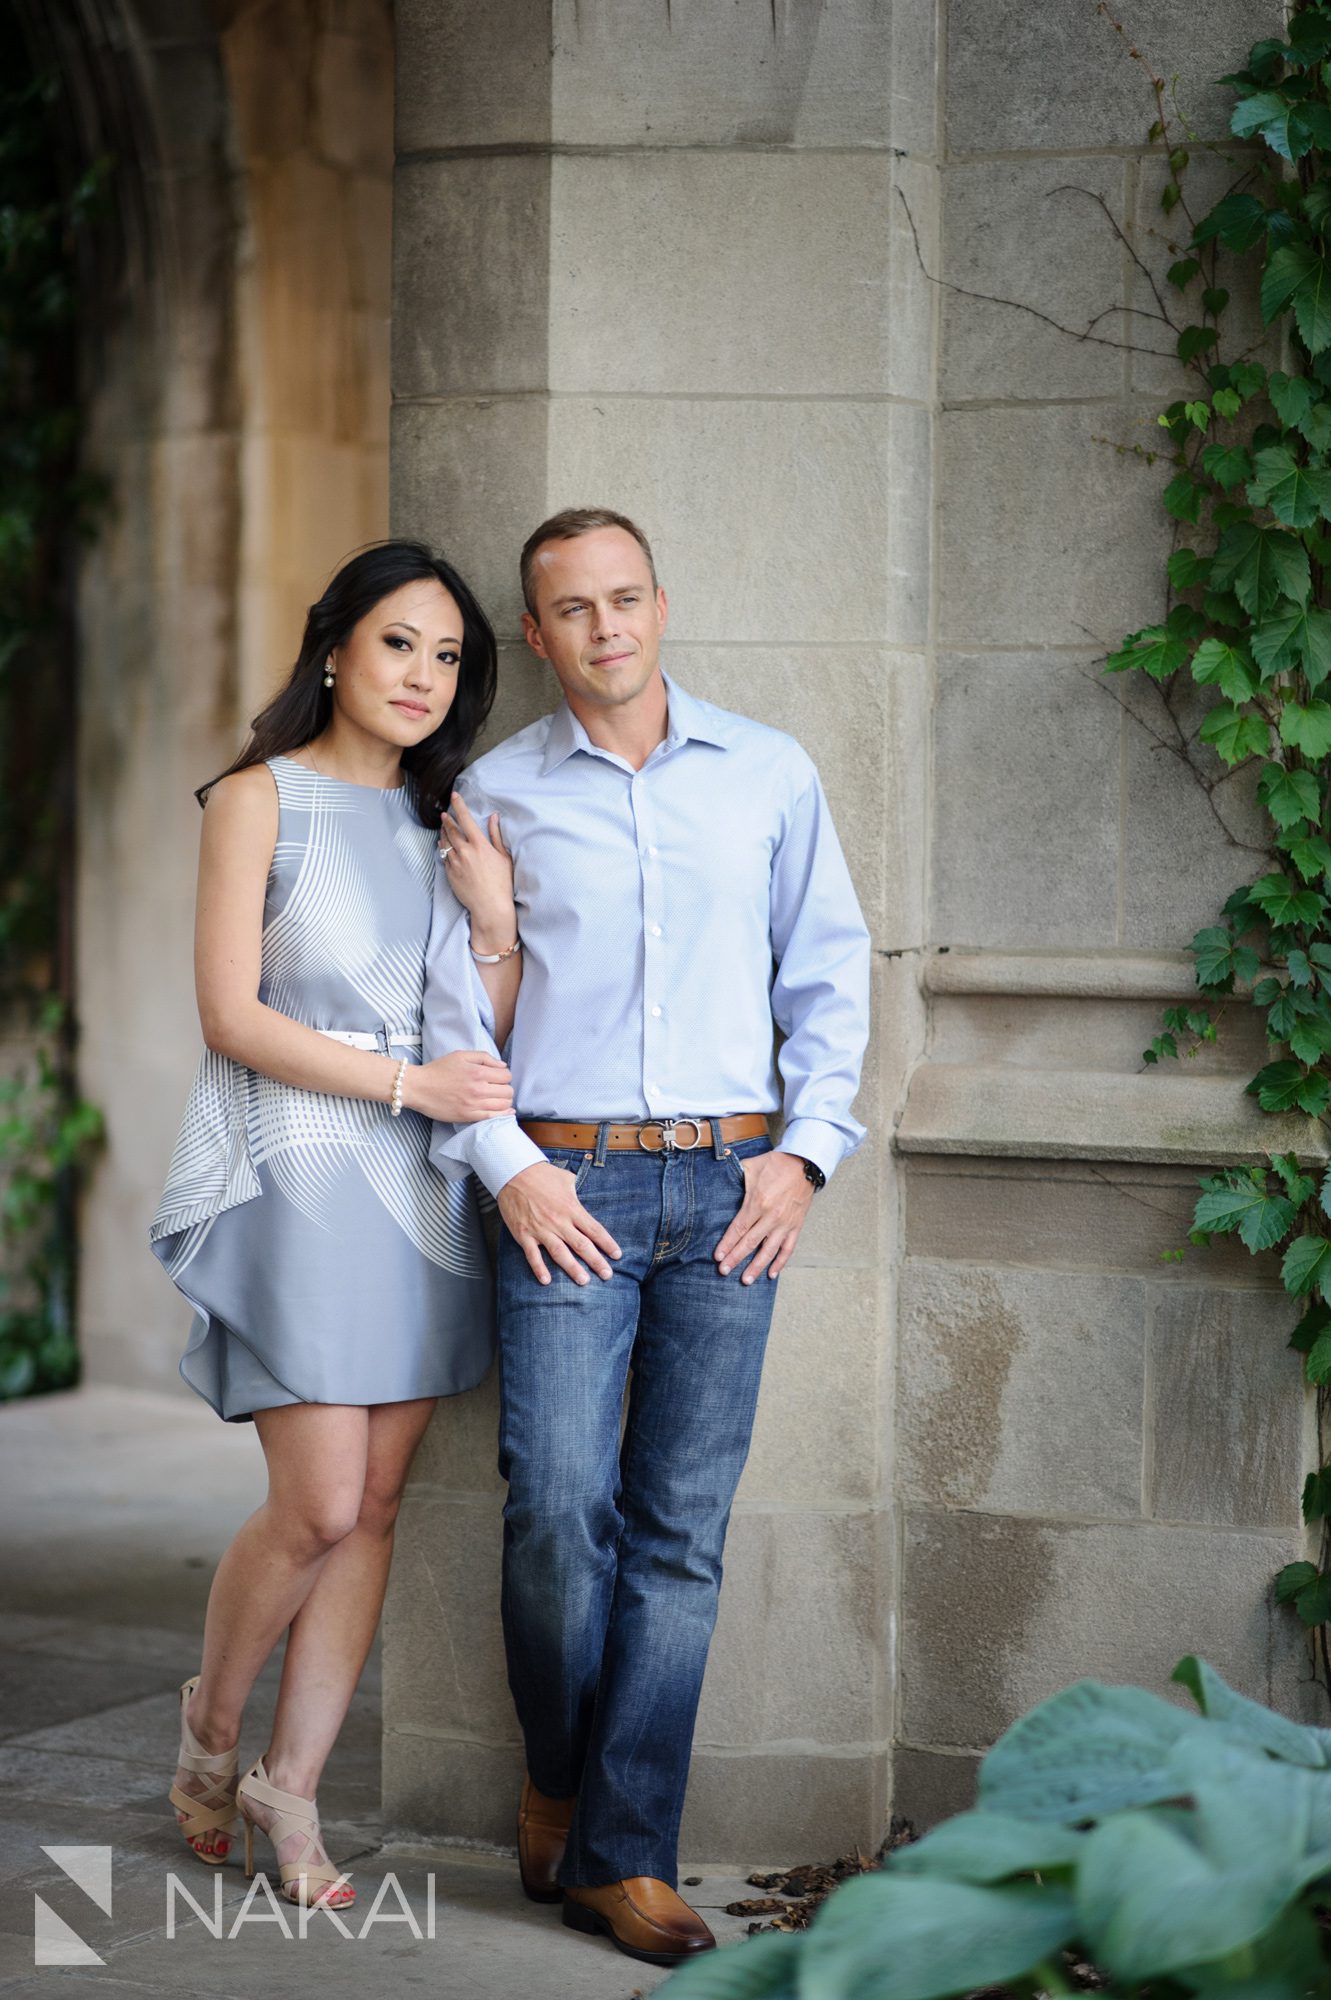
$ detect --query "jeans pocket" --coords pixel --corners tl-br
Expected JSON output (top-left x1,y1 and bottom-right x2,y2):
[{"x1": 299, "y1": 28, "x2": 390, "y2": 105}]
[
  {"x1": 542, "y1": 1146, "x2": 594, "y2": 1195},
  {"x1": 724, "y1": 1138, "x2": 769, "y2": 1194}
]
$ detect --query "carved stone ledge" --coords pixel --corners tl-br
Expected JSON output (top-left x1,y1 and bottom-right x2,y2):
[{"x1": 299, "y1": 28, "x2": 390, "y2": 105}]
[{"x1": 896, "y1": 1061, "x2": 1325, "y2": 1167}]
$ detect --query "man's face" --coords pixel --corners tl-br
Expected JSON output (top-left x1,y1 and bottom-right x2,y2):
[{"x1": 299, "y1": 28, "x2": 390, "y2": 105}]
[{"x1": 522, "y1": 526, "x2": 668, "y2": 710}]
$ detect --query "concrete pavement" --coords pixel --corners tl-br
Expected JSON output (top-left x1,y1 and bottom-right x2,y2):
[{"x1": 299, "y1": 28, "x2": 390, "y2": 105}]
[{"x1": 0, "y1": 1386, "x2": 768, "y2": 1997}]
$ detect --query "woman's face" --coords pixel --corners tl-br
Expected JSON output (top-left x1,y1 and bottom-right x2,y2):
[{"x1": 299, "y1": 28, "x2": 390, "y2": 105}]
[{"x1": 329, "y1": 578, "x2": 465, "y2": 748}]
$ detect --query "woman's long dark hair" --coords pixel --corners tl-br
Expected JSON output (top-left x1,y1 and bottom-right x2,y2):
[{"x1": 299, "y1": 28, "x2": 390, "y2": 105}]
[{"x1": 196, "y1": 542, "x2": 498, "y2": 827}]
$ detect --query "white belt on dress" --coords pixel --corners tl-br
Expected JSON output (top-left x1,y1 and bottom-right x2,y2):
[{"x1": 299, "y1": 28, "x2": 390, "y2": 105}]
[{"x1": 316, "y1": 1027, "x2": 422, "y2": 1051}]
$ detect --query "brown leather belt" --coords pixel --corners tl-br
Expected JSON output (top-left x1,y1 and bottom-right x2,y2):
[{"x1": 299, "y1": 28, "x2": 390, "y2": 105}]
[{"x1": 519, "y1": 1114, "x2": 769, "y2": 1153}]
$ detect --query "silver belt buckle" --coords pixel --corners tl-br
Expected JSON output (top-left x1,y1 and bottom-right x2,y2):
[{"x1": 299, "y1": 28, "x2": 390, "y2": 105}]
[{"x1": 636, "y1": 1118, "x2": 704, "y2": 1153}]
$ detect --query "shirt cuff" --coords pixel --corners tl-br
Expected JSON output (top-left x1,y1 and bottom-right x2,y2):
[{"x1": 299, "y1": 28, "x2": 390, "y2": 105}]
[
  {"x1": 469, "y1": 1115, "x2": 547, "y2": 1199},
  {"x1": 777, "y1": 1119, "x2": 847, "y2": 1185}
]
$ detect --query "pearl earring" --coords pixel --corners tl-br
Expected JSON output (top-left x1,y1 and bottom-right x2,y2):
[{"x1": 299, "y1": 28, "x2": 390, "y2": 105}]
[{"x1": 323, "y1": 660, "x2": 335, "y2": 688}]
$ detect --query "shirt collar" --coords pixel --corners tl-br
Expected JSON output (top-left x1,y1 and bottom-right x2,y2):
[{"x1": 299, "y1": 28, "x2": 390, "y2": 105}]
[{"x1": 540, "y1": 672, "x2": 728, "y2": 775}]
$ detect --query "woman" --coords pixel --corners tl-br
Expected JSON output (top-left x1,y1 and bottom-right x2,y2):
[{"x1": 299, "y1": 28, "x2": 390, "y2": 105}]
[{"x1": 149, "y1": 541, "x2": 517, "y2": 1911}]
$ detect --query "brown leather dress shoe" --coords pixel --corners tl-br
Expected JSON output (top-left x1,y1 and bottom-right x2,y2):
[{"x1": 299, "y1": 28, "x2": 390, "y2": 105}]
[
  {"x1": 517, "y1": 1775, "x2": 576, "y2": 1903},
  {"x1": 562, "y1": 1877, "x2": 716, "y2": 1966}
]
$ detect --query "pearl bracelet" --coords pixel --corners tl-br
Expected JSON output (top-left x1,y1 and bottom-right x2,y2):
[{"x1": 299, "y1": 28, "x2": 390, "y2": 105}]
[
  {"x1": 389, "y1": 1056, "x2": 408, "y2": 1117},
  {"x1": 470, "y1": 935, "x2": 522, "y2": 965}
]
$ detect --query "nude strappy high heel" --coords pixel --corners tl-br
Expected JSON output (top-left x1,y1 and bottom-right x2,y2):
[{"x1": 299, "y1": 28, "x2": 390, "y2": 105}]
[
  {"x1": 169, "y1": 1675, "x2": 238, "y2": 1864},
  {"x1": 236, "y1": 1758, "x2": 355, "y2": 1909}
]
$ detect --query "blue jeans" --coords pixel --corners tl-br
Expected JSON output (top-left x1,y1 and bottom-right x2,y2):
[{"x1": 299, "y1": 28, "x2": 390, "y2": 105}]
[{"x1": 496, "y1": 1127, "x2": 779, "y2": 1888}]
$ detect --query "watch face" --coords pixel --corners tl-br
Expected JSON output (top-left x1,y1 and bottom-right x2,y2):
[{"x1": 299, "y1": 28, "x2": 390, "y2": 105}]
[{"x1": 802, "y1": 1157, "x2": 825, "y2": 1191}]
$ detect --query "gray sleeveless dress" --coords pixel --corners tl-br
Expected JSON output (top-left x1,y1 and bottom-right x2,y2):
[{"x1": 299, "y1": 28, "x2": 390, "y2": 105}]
[{"x1": 149, "y1": 756, "x2": 494, "y2": 1422}]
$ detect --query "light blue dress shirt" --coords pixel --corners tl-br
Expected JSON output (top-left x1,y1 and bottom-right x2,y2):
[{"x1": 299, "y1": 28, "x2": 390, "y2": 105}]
[{"x1": 423, "y1": 674, "x2": 871, "y2": 1198}]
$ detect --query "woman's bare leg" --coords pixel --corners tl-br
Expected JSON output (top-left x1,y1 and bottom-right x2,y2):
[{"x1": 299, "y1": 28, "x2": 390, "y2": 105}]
[
  {"x1": 243, "y1": 1398, "x2": 437, "y2": 1888},
  {"x1": 172, "y1": 1404, "x2": 371, "y2": 1860}
]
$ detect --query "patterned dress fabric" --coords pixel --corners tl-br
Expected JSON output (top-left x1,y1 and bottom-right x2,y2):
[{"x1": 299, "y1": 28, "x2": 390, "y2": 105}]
[{"x1": 149, "y1": 756, "x2": 494, "y2": 1422}]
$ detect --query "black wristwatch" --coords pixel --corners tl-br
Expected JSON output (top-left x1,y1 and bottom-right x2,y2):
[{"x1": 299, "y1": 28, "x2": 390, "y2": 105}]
[{"x1": 800, "y1": 1156, "x2": 826, "y2": 1193}]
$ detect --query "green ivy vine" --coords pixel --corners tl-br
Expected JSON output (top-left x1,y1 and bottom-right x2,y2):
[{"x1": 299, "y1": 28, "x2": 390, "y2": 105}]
[
  {"x1": 0, "y1": 18, "x2": 107, "y2": 1400},
  {"x1": 1107, "y1": 1, "x2": 1331, "y2": 1693}
]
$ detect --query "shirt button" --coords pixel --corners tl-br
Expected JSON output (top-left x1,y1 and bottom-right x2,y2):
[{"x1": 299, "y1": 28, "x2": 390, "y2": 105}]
[
  {"x1": 650, "y1": 924, "x2": 662, "y2": 937},
  {"x1": 648, "y1": 845, "x2": 659, "y2": 857},
  {"x1": 651, "y1": 1005, "x2": 662, "y2": 1018}
]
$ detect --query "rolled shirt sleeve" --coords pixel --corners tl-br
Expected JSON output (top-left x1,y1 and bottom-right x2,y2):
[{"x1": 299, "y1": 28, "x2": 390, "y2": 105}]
[
  {"x1": 422, "y1": 801, "x2": 545, "y2": 1197},
  {"x1": 768, "y1": 761, "x2": 871, "y2": 1183}
]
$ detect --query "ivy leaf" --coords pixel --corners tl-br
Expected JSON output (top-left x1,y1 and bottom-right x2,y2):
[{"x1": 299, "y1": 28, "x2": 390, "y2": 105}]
[
  {"x1": 1294, "y1": 1569, "x2": 1331, "y2": 1626},
  {"x1": 1230, "y1": 360, "x2": 1269, "y2": 400},
  {"x1": 1306, "y1": 179, "x2": 1331, "y2": 231},
  {"x1": 1168, "y1": 547, "x2": 1212, "y2": 589},
  {"x1": 1247, "y1": 865, "x2": 1328, "y2": 924},
  {"x1": 1203, "y1": 588, "x2": 1245, "y2": 630},
  {"x1": 1289, "y1": 9, "x2": 1331, "y2": 61},
  {"x1": 1191, "y1": 924, "x2": 1262, "y2": 990},
  {"x1": 1106, "y1": 626, "x2": 1189, "y2": 679},
  {"x1": 1290, "y1": 1296, "x2": 1331, "y2": 1349},
  {"x1": 1233, "y1": 90, "x2": 1307, "y2": 160},
  {"x1": 1211, "y1": 386, "x2": 1243, "y2": 420},
  {"x1": 1177, "y1": 324, "x2": 1220, "y2": 363},
  {"x1": 1193, "y1": 1182, "x2": 1295, "y2": 1250},
  {"x1": 1265, "y1": 981, "x2": 1308, "y2": 1037},
  {"x1": 1300, "y1": 100, "x2": 1331, "y2": 150},
  {"x1": 1202, "y1": 286, "x2": 1230, "y2": 317},
  {"x1": 1194, "y1": 191, "x2": 1269, "y2": 253},
  {"x1": 1198, "y1": 701, "x2": 1268, "y2": 764},
  {"x1": 1251, "y1": 603, "x2": 1331, "y2": 685},
  {"x1": 1287, "y1": 947, "x2": 1316, "y2": 984},
  {"x1": 1269, "y1": 371, "x2": 1319, "y2": 428},
  {"x1": 1201, "y1": 441, "x2": 1253, "y2": 491},
  {"x1": 1163, "y1": 472, "x2": 1204, "y2": 522},
  {"x1": 1261, "y1": 241, "x2": 1331, "y2": 351},
  {"x1": 1190, "y1": 925, "x2": 1244, "y2": 987},
  {"x1": 1167, "y1": 255, "x2": 1201, "y2": 289},
  {"x1": 1210, "y1": 520, "x2": 1311, "y2": 613},
  {"x1": 1247, "y1": 444, "x2": 1331, "y2": 526},
  {"x1": 1289, "y1": 1000, "x2": 1331, "y2": 1063},
  {"x1": 1276, "y1": 1560, "x2": 1321, "y2": 1604},
  {"x1": 1247, "y1": 1059, "x2": 1330, "y2": 1114},
  {"x1": 1184, "y1": 399, "x2": 1210, "y2": 431},
  {"x1": 1283, "y1": 1233, "x2": 1331, "y2": 1295},
  {"x1": 1301, "y1": 402, "x2": 1331, "y2": 450},
  {"x1": 1308, "y1": 1329, "x2": 1331, "y2": 1385},
  {"x1": 1306, "y1": 1468, "x2": 1331, "y2": 1519},
  {"x1": 1281, "y1": 699, "x2": 1331, "y2": 756},
  {"x1": 1283, "y1": 832, "x2": 1331, "y2": 882},
  {"x1": 1191, "y1": 637, "x2": 1260, "y2": 701},
  {"x1": 1272, "y1": 1151, "x2": 1317, "y2": 1204}
]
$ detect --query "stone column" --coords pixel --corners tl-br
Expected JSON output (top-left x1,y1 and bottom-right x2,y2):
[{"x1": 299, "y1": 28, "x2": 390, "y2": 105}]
[{"x1": 385, "y1": 0, "x2": 935, "y2": 1856}]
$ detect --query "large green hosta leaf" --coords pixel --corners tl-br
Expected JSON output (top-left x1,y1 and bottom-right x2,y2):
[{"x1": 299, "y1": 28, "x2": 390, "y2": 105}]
[
  {"x1": 1171, "y1": 1656, "x2": 1331, "y2": 1767},
  {"x1": 978, "y1": 1679, "x2": 1213, "y2": 1822},
  {"x1": 800, "y1": 1873, "x2": 1076, "y2": 2000},
  {"x1": 887, "y1": 1810, "x2": 1083, "y2": 1885},
  {"x1": 1073, "y1": 1738, "x2": 1331, "y2": 1981},
  {"x1": 660, "y1": 1929, "x2": 801, "y2": 1999}
]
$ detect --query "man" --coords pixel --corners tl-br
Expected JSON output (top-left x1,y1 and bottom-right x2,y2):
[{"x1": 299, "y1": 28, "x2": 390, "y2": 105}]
[{"x1": 423, "y1": 507, "x2": 869, "y2": 1968}]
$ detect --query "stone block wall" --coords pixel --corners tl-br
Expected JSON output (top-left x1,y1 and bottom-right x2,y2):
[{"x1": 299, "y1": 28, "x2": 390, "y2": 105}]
[
  {"x1": 384, "y1": 0, "x2": 936, "y2": 1857},
  {"x1": 889, "y1": 0, "x2": 1313, "y2": 1828},
  {"x1": 383, "y1": 0, "x2": 1319, "y2": 1860}
]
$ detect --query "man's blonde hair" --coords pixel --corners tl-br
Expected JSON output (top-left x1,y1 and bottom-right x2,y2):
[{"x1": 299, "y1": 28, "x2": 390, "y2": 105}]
[{"x1": 519, "y1": 507, "x2": 659, "y2": 616}]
